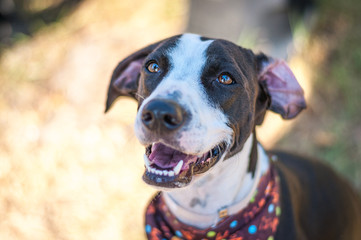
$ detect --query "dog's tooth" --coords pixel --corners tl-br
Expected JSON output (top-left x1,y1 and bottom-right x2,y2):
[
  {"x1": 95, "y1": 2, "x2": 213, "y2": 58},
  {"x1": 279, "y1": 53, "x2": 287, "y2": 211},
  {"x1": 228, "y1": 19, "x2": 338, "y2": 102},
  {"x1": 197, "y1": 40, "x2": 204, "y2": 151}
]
[
  {"x1": 143, "y1": 155, "x2": 151, "y2": 169},
  {"x1": 163, "y1": 170, "x2": 168, "y2": 176},
  {"x1": 168, "y1": 171, "x2": 175, "y2": 177},
  {"x1": 150, "y1": 167, "x2": 156, "y2": 174},
  {"x1": 173, "y1": 160, "x2": 183, "y2": 175},
  {"x1": 156, "y1": 170, "x2": 162, "y2": 175}
]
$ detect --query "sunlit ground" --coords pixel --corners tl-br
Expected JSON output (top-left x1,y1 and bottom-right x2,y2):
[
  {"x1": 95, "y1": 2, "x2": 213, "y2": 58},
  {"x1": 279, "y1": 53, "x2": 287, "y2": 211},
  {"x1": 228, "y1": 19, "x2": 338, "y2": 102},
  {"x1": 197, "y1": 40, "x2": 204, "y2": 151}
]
[
  {"x1": 0, "y1": 0, "x2": 187, "y2": 239},
  {"x1": 0, "y1": 0, "x2": 360, "y2": 239}
]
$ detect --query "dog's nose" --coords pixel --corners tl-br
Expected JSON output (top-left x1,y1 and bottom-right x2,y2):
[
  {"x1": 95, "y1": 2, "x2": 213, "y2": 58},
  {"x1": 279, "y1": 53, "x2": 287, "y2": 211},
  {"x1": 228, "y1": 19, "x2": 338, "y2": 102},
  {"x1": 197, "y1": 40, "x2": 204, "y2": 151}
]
[{"x1": 141, "y1": 99, "x2": 185, "y2": 132}]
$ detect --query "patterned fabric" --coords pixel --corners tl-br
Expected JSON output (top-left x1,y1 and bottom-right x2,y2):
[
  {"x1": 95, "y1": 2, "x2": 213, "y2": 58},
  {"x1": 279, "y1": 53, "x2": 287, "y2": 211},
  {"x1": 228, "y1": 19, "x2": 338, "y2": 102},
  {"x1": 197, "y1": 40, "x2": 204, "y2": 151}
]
[{"x1": 145, "y1": 165, "x2": 281, "y2": 240}]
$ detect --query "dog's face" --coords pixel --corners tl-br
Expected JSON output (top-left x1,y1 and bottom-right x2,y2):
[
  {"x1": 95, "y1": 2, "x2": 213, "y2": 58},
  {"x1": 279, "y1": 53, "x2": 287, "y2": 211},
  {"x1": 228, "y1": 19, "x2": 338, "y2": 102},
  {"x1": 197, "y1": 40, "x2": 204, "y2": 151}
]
[{"x1": 106, "y1": 34, "x2": 306, "y2": 189}]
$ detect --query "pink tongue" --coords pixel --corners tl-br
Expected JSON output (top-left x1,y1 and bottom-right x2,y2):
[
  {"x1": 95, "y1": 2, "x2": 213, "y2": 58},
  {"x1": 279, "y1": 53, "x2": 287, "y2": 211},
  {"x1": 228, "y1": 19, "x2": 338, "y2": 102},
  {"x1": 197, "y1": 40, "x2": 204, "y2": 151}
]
[{"x1": 149, "y1": 143, "x2": 197, "y2": 169}]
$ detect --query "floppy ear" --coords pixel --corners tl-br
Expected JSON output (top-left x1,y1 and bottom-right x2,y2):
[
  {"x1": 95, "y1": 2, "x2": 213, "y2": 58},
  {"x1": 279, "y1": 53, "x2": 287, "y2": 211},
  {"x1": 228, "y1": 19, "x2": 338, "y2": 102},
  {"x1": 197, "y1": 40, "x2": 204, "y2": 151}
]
[
  {"x1": 105, "y1": 41, "x2": 164, "y2": 112},
  {"x1": 255, "y1": 53, "x2": 306, "y2": 121}
]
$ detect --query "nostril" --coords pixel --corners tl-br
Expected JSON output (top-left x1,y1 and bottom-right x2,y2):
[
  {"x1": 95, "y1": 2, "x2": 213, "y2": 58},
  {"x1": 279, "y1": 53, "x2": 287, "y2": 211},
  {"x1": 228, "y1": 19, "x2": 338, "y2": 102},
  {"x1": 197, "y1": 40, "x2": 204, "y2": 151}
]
[
  {"x1": 141, "y1": 110, "x2": 155, "y2": 130},
  {"x1": 142, "y1": 111, "x2": 153, "y2": 123},
  {"x1": 163, "y1": 114, "x2": 180, "y2": 127}
]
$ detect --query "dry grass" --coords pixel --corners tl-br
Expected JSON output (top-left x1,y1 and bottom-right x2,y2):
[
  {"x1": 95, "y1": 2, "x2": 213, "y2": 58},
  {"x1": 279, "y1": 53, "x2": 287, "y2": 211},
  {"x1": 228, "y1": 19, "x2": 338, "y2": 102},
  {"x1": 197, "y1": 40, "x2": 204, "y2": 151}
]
[{"x1": 0, "y1": 0, "x2": 187, "y2": 239}]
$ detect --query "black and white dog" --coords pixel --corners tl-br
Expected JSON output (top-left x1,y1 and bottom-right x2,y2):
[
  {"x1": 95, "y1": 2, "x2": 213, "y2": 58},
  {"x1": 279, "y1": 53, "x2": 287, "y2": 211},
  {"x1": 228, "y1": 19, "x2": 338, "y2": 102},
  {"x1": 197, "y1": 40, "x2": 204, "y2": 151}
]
[{"x1": 106, "y1": 34, "x2": 361, "y2": 240}]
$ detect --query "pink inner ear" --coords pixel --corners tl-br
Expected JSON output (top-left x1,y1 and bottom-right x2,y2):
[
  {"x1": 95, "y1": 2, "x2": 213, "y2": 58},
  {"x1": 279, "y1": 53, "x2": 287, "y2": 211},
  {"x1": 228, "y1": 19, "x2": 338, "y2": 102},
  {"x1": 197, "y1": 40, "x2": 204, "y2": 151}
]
[
  {"x1": 259, "y1": 59, "x2": 306, "y2": 119},
  {"x1": 113, "y1": 59, "x2": 143, "y2": 94}
]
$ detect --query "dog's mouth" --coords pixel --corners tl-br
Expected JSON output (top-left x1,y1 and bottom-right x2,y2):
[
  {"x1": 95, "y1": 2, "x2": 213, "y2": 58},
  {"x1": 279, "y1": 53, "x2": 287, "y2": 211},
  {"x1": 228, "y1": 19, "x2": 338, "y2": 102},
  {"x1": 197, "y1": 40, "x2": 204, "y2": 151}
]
[{"x1": 142, "y1": 142, "x2": 226, "y2": 188}]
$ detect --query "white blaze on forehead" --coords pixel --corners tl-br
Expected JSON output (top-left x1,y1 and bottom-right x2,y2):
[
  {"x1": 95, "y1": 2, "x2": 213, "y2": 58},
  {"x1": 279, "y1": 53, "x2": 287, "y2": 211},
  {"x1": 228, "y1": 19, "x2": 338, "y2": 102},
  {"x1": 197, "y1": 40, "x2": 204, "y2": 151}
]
[{"x1": 167, "y1": 33, "x2": 213, "y2": 82}]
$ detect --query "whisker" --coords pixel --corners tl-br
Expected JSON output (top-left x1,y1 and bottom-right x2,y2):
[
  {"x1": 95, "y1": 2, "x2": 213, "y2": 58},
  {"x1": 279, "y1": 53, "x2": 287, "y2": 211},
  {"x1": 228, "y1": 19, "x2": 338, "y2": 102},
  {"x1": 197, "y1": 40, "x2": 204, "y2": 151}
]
[{"x1": 135, "y1": 93, "x2": 145, "y2": 100}]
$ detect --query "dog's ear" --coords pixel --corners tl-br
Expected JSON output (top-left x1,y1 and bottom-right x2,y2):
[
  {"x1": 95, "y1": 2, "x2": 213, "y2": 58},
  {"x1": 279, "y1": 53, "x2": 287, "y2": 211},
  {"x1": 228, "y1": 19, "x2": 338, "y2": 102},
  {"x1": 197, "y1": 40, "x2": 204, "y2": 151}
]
[
  {"x1": 255, "y1": 53, "x2": 306, "y2": 122},
  {"x1": 105, "y1": 40, "x2": 164, "y2": 112}
]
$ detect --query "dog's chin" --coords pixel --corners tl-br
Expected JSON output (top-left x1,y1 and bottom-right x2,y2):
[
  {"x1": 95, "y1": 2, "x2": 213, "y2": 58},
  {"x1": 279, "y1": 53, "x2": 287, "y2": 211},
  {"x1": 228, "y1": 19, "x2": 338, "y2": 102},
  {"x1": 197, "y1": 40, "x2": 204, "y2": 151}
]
[{"x1": 142, "y1": 142, "x2": 227, "y2": 189}]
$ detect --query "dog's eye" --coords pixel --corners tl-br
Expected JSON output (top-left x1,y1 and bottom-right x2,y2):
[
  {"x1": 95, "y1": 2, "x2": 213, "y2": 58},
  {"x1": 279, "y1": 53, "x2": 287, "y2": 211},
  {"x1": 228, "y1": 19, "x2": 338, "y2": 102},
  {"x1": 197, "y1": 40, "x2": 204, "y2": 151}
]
[
  {"x1": 217, "y1": 73, "x2": 234, "y2": 85},
  {"x1": 147, "y1": 62, "x2": 160, "y2": 73}
]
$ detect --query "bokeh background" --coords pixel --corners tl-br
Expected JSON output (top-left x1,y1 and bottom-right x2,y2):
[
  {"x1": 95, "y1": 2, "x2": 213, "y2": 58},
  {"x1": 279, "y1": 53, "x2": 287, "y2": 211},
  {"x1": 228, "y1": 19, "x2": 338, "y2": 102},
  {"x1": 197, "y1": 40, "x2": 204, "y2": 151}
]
[{"x1": 0, "y1": 0, "x2": 360, "y2": 239}]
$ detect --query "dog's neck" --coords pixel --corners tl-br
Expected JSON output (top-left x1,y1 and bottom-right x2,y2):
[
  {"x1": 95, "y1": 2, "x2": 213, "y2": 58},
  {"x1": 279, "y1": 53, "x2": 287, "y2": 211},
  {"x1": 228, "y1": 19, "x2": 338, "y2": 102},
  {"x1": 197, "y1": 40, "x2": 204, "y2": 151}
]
[{"x1": 162, "y1": 134, "x2": 270, "y2": 229}]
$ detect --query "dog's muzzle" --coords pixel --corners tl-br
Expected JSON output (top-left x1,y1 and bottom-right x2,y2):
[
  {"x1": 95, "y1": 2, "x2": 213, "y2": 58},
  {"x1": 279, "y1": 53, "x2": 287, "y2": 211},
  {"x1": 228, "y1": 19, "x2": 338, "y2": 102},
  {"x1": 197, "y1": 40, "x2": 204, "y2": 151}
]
[{"x1": 139, "y1": 99, "x2": 226, "y2": 188}]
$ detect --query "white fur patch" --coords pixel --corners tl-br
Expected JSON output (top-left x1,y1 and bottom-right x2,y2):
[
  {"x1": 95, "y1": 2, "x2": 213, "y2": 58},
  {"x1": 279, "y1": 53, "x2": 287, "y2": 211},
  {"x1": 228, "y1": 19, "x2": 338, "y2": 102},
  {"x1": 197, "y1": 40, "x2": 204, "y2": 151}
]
[{"x1": 163, "y1": 134, "x2": 271, "y2": 228}]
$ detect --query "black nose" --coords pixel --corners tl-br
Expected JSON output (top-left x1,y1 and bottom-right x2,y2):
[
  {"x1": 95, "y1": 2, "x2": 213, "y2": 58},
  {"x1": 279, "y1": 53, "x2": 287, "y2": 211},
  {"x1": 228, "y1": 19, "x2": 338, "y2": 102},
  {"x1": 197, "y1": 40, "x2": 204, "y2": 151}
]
[{"x1": 141, "y1": 99, "x2": 185, "y2": 132}]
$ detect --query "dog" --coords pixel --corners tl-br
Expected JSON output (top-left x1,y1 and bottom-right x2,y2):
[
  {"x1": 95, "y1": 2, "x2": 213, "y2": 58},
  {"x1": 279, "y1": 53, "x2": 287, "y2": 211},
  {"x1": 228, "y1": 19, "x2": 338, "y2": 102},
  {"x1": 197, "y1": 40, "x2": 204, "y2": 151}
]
[{"x1": 105, "y1": 33, "x2": 361, "y2": 240}]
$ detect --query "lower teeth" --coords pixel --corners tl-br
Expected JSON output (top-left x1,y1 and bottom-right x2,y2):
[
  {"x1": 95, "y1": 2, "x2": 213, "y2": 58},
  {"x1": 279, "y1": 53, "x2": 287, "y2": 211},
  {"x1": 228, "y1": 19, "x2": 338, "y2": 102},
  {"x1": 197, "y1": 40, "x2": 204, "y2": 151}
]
[{"x1": 144, "y1": 157, "x2": 183, "y2": 177}]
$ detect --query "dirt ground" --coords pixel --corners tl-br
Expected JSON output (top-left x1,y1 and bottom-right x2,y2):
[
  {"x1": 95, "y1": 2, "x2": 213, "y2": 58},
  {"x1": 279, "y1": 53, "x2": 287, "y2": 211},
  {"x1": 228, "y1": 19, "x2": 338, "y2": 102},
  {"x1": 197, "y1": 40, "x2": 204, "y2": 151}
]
[
  {"x1": 0, "y1": 0, "x2": 187, "y2": 239},
  {"x1": 0, "y1": 0, "x2": 360, "y2": 239}
]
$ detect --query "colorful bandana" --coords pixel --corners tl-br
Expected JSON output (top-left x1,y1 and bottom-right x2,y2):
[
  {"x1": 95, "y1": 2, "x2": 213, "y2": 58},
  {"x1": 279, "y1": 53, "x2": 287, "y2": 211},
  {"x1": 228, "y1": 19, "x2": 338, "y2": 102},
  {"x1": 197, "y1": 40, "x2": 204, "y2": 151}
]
[{"x1": 145, "y1": 165, "x2": 281, "y2": 240}]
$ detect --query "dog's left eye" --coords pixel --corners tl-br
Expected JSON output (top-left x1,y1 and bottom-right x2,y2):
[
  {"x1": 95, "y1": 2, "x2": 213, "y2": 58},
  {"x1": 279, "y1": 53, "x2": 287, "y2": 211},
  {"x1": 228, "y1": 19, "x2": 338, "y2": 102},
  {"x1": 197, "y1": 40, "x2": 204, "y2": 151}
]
[
  {"x1": 147, "y1": 62, "x2": 160, "y2": 73},
  {"x1": 217, "y1": 73, "x2": 234, "y2": 85}
]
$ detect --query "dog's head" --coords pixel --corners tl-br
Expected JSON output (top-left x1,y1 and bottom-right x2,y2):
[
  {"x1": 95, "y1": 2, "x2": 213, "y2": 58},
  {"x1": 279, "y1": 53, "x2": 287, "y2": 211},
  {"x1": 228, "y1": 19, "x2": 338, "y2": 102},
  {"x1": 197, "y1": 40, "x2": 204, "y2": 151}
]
[{"x1": 106, "y1": 34, "x2": 306, "y2": 189}]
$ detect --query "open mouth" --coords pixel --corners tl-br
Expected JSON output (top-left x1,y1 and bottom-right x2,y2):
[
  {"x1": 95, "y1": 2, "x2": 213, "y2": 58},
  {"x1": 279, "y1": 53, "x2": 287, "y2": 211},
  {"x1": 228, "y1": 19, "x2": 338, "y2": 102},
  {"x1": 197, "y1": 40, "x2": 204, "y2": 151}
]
[{"x1": 143, "y1": 142, "x2": 226, "y2": 188}]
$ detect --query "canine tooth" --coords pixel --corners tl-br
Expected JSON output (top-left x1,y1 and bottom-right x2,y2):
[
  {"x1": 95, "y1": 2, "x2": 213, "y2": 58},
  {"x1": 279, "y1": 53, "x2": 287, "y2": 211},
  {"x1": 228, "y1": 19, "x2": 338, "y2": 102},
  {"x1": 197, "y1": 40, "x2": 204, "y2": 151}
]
[
  {"x1": 156, "y1": 170, "x2": 162, "y2": 175},
  {"x1": 150, "y1": 167, "x2": 156, "y2": 174},
  {"x1": 143, "y1": 155, "x2": 151, "y2": 169},
  {"x1": 168, "y1": 171, "x2": 175, "y2": 177},
  {"x1": 163, "y1": 170, "x2": 168, "y2": 176},
  {"x1": 173, "y1": 160, "x2": 183, "y2": 175}
]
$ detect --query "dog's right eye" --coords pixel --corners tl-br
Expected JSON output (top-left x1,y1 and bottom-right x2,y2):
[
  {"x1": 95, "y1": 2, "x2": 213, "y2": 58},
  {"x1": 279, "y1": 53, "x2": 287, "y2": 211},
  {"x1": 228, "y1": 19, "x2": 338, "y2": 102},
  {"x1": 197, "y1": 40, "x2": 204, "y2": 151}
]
[{"x1": 146, "y1": 62, "x2": 160, "y2": 73}]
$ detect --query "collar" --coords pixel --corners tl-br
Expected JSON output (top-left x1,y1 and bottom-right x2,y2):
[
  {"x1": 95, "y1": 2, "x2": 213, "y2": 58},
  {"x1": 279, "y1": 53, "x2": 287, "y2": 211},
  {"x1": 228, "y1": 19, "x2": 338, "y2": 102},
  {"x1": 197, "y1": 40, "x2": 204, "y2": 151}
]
[{"x1": 144, "y1": 163, "x2": 281, "y2": 240}]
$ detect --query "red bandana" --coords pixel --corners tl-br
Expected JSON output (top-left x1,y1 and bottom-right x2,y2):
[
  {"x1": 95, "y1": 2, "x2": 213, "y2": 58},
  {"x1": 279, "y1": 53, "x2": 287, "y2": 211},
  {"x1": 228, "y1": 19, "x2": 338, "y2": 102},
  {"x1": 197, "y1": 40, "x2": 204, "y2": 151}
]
[{"x1": 145, "y1": 165, "x2": 281, "y2": 240}]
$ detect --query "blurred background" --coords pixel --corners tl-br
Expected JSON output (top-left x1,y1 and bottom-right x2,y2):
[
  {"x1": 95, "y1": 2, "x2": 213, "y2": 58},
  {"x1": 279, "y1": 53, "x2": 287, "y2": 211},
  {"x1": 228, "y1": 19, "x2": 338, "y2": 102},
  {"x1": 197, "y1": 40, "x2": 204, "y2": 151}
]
[{"x1": 0, "y1": 0, "x2": 360, "y2": 239}]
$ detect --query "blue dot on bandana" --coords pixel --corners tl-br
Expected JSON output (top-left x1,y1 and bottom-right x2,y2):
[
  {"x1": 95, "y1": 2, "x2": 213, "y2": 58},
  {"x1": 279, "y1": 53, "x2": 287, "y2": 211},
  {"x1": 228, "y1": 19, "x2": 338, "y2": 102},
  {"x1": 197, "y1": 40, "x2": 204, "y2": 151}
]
[
  {"x1": 145, "y1": 224, "x2": 151, "y2": 233},
  {"x1": 268, "y1": 203, "x2": 275, "y2": 213},
  {"x1": 230, "y1": 220, "x2": 238, "y2": 228},
  {"x1": 175, "y1": 230, "x2": 183, "y2": 237},
  {"x1": 248, "y1": 225, "x2": 257, "y2": 234}
]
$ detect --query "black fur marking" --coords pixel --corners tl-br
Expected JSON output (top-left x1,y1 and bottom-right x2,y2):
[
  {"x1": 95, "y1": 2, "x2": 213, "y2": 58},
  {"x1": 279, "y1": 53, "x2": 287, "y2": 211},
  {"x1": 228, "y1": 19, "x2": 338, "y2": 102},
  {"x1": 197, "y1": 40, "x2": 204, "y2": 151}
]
[{"x1": 200, "y1": 40, "x2": 259, "y2": 159}]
